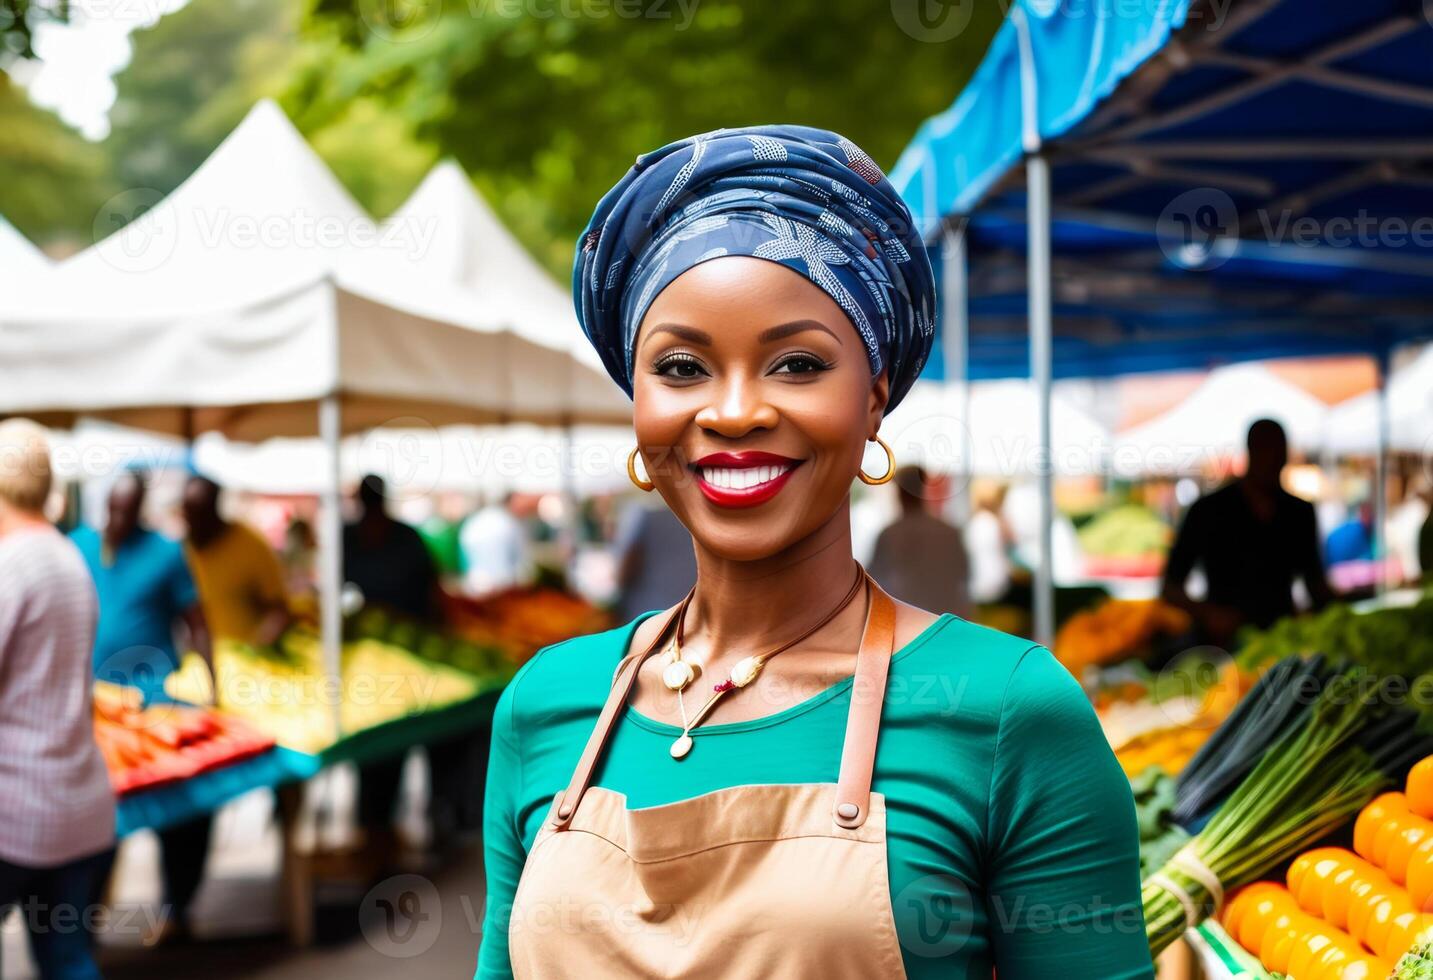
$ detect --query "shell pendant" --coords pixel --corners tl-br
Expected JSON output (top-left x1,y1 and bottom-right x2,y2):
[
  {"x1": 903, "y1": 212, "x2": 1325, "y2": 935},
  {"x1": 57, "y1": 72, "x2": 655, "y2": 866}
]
[
  {"x1": 670, "y1": 733, "x2": 694, "y2": 759},
  {"x1": 662, "y1": 660, "x2": 697, "y2": 691}
]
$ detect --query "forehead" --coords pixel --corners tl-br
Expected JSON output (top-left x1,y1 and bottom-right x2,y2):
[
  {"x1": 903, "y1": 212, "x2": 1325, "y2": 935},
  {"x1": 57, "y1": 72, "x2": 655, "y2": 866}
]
[{"x1": 637, "y1": 256, "x2": 856, "y2": 346}]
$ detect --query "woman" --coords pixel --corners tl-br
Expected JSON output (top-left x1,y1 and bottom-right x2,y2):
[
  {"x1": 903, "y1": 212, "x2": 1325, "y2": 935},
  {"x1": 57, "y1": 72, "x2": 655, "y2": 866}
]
[
  {"x1": 476, "y1": 127, "x2": 1151, "y2": 979},
  {"x1": 0, "y1": 419, "x2": 114, "y2": 979}
]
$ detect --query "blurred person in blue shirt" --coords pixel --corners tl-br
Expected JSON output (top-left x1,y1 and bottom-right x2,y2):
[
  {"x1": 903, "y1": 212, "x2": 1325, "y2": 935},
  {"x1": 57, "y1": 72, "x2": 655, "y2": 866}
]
[{"x1": 70, "y1": 470, "x2": 215, "y2": 944}]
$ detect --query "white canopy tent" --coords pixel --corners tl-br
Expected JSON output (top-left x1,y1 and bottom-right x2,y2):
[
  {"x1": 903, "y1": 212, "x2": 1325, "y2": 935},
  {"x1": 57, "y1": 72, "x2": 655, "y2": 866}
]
[
  {"x1": 1111, "y1": 364, "x2": 1331, "y2": 477},
  {"x1": 386, "y1": 161, "x2": 607, "y2": 373},
  {"x1": 0, "y1": 100, "x2": 631, "y2": 438},
  {"x1": 190, "y1": 424, "x2": 634, "y2": 498},
  {"x1": 883, "y1": 379, "x2": 1110, "y2": 478},
  {"x1": 0, "y1": 218, "x2": 51, "y2": 281},
  {"x1": 1, "y1": 100, "x2": 629, "y2": 726},
  {"x1": 1323, "y1": 346, "x2": 1433, "y2": 457},
  {"x1": 380, "y1": 160, "x2": 637, "y2": 501}
]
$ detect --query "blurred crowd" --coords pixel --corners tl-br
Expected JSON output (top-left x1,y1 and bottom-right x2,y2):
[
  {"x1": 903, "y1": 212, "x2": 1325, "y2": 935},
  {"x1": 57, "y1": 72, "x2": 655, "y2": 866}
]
[{"x1": 3, "y1": 413, "x2": 1432, "y2": 976}]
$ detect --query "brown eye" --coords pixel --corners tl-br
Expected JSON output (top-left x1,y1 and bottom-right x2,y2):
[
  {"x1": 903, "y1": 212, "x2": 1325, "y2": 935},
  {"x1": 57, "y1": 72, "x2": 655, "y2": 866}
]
[
  {"x1": 654, "y1": 352, "x2": 707, "y2": 380},
  {"x1": 772, "y1": 353, "x2": 831, "y2": 376}
]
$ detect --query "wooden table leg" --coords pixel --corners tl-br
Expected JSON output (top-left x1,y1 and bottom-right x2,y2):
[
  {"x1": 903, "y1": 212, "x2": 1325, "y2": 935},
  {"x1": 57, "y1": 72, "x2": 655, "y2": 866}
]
[{"x1": 275, "y1": 783, "x2": 314, "y2": 948}]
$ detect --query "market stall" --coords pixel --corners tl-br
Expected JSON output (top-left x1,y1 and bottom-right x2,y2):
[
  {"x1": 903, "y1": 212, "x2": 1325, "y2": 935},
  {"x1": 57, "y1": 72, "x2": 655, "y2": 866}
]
[
  {"x1": 0, "y1": 100, "x2": 627, "y2": 946},
  {"x1": 892, "y1": 0, "x2": 1433, "y2": 644},
  {"x1": 1072, "y1": 584, "x2": 1433, "y2": 972}
]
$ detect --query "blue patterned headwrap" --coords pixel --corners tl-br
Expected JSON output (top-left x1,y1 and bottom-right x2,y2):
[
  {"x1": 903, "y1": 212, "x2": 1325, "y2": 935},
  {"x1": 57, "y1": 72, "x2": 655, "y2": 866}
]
[{"x1": 573, "y1": 125, "x2": 937, "y2": 413}]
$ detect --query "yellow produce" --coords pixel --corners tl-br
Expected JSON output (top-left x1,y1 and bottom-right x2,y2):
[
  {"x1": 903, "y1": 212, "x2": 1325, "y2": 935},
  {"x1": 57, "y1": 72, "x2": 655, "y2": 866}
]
[{"x1": 166, "y1": 632, "x2": 482, "y2": 753}]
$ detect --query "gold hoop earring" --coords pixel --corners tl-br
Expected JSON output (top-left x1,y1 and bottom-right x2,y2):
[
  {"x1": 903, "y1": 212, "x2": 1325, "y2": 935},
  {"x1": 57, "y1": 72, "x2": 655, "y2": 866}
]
[
  {"x1": 627, "y1": 447, "x2": 655, "y2": 492},
  {"x1": 858, "y1": 436, "x2": 895, "y2": 486}
]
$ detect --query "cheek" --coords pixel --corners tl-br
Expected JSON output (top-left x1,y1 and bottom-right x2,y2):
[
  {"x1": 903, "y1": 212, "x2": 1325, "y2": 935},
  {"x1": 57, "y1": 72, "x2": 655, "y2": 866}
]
[{"x1": 631, "y1": 380, "x2": 694, "y2": 473}]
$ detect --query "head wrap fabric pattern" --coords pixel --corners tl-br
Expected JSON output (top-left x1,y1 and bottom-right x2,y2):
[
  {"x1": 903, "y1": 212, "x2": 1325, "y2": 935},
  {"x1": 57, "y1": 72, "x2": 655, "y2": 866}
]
[{"x1": 574, "y1": 125, "x2": 938, "y2": 414}]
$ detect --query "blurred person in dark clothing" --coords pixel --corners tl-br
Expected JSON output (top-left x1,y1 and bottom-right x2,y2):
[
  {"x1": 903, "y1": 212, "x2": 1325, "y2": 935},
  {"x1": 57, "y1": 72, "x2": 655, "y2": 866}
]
[
  {"x1": 868, "y1": 466, "x2": 971, "y2": 617},
  {"x1": 343, "y1": 475, "x2": 457, "y2": 854},
  {"x1": 344, "y1": 475, "x2": 439, "y2": 621},
  {"x1": 1163, "y1": 419, "x2": 1334, "y2": 648},
  {"x1": 613, "y1": 497, "x2": 697, "y2": 621}
]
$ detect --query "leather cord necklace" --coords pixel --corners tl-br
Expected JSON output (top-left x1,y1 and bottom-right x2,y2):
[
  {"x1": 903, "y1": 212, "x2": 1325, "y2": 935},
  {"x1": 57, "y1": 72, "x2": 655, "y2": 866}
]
[{"x1": 664, "y1": 563, "x2": 868, "y2": 759}]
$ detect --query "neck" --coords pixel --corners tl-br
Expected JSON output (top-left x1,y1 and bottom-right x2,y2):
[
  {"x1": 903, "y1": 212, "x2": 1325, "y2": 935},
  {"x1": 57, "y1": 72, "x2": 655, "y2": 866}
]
[
  {"x1": 686, "y1": 502, "x2": 860, "y2": 654},
  {"x1": 0, "y1": 508, "x2": 49, "y2": 539},
  {"x1": 191, "y1": 518, "x2": 229, "y2": 549}
]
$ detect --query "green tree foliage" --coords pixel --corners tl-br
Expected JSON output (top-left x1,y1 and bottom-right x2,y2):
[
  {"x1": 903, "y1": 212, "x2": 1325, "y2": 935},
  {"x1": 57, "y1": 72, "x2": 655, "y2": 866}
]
[
  {"x1": 0, "y1": 69, "x2": 108, "y2": 248},
  {"x1": 0, "y1": 0, "x2": 68, "y2": 61},
  {"x1": 286, "y1": 0, "x2": 1001, "y2": 275},
  {"x1": 105, "y1": 0, "x2": 302, "y2": 195},
  {"x1": 9, "y1": 0, "x2": 999, "y2": 266}
]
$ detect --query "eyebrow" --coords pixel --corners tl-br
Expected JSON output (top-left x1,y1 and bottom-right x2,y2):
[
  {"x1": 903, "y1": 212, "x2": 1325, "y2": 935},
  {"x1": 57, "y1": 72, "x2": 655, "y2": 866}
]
[
  {"x1": 758, "y1": 320, "x2": 843, "y2": 345},
  {"x1": 643, "y1": 324, "x2": 714, "y2": 347},
  {"x1": 641, "y1": 319, "x2": 844, "y2": 350}
]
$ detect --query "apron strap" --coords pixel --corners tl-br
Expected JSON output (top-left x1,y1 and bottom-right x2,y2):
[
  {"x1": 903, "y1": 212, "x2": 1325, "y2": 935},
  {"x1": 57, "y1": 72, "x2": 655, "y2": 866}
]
[
  {"x1": 832, "y1": 578, "x2": 897, "y2": 829},
  {"x1": 551, "y1": 602, "x2": 684, "y2": 830}
]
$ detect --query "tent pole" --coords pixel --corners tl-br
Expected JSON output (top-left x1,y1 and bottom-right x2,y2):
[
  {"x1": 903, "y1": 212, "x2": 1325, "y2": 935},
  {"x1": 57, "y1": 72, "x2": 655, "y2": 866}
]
[
  {"x1": 1374, "y1": 351, "x2": 1390, "y2": 596},
  {"x1": 1028, "y1": 152, "x2": 1055, "y2": 649},
  {"x1": 318, "y1": 394, "x2": 344, "y2": 738},
  {"x1": 940, "y1": 218, "x2": 971, "y2": 525}
]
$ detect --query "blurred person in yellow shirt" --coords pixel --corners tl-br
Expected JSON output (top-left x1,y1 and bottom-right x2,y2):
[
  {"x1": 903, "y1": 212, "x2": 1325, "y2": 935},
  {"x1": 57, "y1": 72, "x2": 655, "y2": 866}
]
[{"x1": 182, "y1": 475, "x2": 291, "y2": 646}]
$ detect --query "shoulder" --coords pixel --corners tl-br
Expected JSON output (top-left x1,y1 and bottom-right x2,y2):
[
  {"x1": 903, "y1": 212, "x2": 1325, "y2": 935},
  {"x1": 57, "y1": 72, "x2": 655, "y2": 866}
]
[
  {"x1": 233, "y1": 523, "x2": 278, "y2": 556},
  {"x1": 1278, "y1": 489, "x2": 1316, "y2": 518},
  {"x1": 0, "y1": 532, "x2": 95, "y2": 607},
  {"x1": 895, "y1": 611, "x2": 1038, "y2": 674},
  {"x1": 888, "y1": 613, "x2": 1058, "y2": 720},
  {"x1": 494, "y1": 616, "x2": 647, "y2": 733},
  {"x1": 1196, "y1": 483, "x2": 1237, "y2": 512}
]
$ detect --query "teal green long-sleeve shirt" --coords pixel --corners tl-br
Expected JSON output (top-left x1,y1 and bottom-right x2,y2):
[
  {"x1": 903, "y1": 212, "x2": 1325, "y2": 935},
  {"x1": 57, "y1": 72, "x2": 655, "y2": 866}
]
[{"x1": 475, "y1": 613, "x2": 1154, "y2": 979}]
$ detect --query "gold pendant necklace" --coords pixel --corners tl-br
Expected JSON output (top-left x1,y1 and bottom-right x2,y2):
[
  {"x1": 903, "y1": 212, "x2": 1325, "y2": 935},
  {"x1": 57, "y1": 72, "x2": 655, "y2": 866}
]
[{"x1": 664, "y1": 565, "x2": 868, "y2": 760}]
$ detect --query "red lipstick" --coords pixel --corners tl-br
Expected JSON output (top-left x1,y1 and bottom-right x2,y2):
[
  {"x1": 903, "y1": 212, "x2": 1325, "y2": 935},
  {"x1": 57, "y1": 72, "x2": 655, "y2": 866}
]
[{"x1": 690, "y1": 451, "x2": 803, "y2": 509}]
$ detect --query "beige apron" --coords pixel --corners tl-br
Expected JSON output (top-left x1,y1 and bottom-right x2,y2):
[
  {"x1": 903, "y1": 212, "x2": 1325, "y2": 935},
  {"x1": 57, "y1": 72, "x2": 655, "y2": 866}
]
[{"x1": 507, "y1": 577, "x2": 908, "y2": 979}]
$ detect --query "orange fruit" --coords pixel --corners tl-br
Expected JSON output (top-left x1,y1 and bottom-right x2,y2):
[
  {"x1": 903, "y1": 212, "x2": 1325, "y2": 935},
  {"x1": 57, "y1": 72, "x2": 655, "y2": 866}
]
[
  {"x1": 1289, "y1": 851, "x2": 1319, "y2": 897},
  {"x1": 1383, "y1": 909, "x2": 1424, "y2": 963},
  {"x1": 1303, "y1": 855, "x2": 1348, "y2": 914},
  {"x1": 1375, "y1": 810, "x2": 1413, "y2": 869},
  {"x1": 1408, "y1": 847, "x2": 1433, "y2": 912},
  {"x1": 1240, "y1": 893, "x2": 1295, "y2": 957},
  {"x1": 1408, "y1": 756, "x2": 1433, "y2": 818},
  {"x1": 1366, "y1": 893, "x2": 1415, "y2": 959},
  {"x1": 1263, "y1": 917, "x2": 1306, "y2": 975},
  {"x1": 1322, "y1": 866, "x2": 1358, "y2": 926},
  {"x1": 1288, "y1": 932, "x2": 1335, "y2": 979},
  {"x1": 1357, "y1": 794, "x2": 1408, "y2": 861},
  {"x1": 1390, "y1": 823, "x2": 1432, "y2": 885},
  {"x1": 1311, "y1": 939, "x2": 1352, "y2": 980},
  {"x1": 1350, "y1": 885, "x2": 1395, "y2": 942}
]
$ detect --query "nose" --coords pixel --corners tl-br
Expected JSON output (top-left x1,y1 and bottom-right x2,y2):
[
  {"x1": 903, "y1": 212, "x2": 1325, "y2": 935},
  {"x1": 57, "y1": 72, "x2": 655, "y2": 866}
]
[{"x1": 694, "y1": 375, "x2": 779, "y2": 438}]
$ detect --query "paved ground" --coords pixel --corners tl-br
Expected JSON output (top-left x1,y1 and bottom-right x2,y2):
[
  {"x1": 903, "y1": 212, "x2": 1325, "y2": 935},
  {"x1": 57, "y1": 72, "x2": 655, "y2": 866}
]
[{"x1": 3, "y1": 761, "x2": 489, "y2": 979}]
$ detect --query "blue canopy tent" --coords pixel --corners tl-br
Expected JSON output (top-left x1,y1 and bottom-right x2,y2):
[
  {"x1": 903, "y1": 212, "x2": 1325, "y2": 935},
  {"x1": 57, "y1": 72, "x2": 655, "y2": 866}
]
[{"x1": 893, "y1": 0, "x2": 1433, "y2": 642}]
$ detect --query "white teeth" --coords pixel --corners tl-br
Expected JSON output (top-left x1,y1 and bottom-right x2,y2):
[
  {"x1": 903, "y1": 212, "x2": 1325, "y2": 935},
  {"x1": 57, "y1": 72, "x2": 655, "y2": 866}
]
[{"x1": 699, "y1": 464, "x2": 792, "y2": 490}]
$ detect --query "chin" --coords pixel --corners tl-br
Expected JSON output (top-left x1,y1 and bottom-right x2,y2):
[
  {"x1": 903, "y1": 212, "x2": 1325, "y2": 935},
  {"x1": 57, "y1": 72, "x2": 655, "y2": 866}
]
[{"x1": 666, "y1": 487, "x2": 843, "y2": 564}]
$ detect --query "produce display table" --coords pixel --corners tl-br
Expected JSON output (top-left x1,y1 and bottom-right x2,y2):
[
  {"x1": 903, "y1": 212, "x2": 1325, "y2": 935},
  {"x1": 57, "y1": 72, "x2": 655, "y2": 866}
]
[
  {"x1": 306, "y1": 687, "x2": 500, "y2": 768},
  {"x1": 116, "y1": 745, "x2": 315, "y2": 837}
]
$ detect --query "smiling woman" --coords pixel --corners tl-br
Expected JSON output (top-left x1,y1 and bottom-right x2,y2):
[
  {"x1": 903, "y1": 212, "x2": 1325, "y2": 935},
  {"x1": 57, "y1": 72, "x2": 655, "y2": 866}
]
[{"x1": 475, "y1": 126, "x2": 1153, "y2": 980}]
